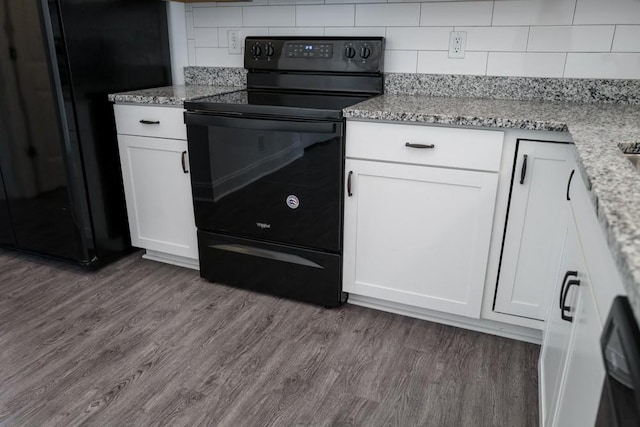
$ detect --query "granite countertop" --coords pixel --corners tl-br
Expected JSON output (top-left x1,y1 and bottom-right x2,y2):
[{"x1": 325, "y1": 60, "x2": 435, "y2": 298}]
[
  {"x1": 107, "y1": 85, "x2": 243, "y2": 106},
  {"x1": 345, "y1": 95, "x2": 640, "y2": 322}
]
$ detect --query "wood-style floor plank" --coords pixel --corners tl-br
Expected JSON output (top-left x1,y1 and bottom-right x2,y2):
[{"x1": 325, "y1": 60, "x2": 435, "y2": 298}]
[{"x1": 0, "y1": 249, "x2": 539, "y2": 426}]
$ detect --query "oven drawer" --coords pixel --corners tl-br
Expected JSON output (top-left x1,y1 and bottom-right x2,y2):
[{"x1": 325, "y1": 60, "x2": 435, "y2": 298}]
[
  {"x1": 114, "y1": 104, "x2": 187, "y2": 140},
  {"x1": 346, "y1": 121, "x2": 504, "y2": 172},
  {"x1": 198, "y1": 231, "x2": 344, "y2": 307}
]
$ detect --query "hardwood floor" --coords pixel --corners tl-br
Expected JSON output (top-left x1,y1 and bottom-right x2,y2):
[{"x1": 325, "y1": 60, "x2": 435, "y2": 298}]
[{"x1": 0, "y1": 249, "x2": 539, "y2": 426}]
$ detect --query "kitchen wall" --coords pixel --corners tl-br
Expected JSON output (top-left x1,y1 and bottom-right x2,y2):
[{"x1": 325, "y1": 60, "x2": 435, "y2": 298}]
[{"x1": 176, "y1": 0, "x2": 640, "y2": 79}]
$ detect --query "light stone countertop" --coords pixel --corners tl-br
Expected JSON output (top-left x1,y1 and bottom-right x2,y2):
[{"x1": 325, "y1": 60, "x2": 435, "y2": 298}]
[
  {"x1": 108, "y1": 85, "x2": 243, "y2": 106},
  {"x1": 345, "y1": 94, "x2": 640, "y2": 324}
]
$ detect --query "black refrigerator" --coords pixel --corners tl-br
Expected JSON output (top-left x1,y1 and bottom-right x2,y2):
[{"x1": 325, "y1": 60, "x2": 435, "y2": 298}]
[{"x1": 0, "y1": 0, "x2": 171, "y2": 266}]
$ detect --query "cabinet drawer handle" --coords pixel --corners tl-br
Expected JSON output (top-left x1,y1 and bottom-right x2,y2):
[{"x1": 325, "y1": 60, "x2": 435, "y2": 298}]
[
  {"x1": 520, "y1": 154, "x2": 528, "y2": 185},
  {"x1": 181, "y1": 151, "x2": 188, "y2": 173},
  {"x1": 347, "y1": 171, "x2": 353, "y2": 197},
  {"x1": 567, "y1": 169, "x2": 575, "y2": 201},
  {"x1": 405, "y1": 142, "x2": 435, "y2": 149},
  {"x1": 140, "y1": 119, "x2": 160, "y2": 125},
  {"x1": 559, "y1": 270, "x2": 578, "y2": 310},
  {"x1": 561, "y1": 278, "x2": 581, "y2": 322}
]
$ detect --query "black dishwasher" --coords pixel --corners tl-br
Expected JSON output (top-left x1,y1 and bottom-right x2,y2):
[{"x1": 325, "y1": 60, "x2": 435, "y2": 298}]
[{"x1": 596, "y1": 296, "x2": 640, "y2": 426}]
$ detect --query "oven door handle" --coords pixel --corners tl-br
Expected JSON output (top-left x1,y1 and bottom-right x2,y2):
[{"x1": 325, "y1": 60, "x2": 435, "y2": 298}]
[{"x1": 184, "y1": 113, "x2": 338, "y2": 134}]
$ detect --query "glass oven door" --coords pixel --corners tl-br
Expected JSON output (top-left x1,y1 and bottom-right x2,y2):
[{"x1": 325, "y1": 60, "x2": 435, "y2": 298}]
[{"x1": 185, "y1": 113, "x2": 344, "y2": 252}]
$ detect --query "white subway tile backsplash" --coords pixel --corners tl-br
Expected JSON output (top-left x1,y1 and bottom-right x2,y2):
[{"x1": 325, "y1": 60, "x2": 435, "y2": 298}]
[
  {"x1": 612, "y1": 26, "x2": 640, "y2": 52},
  {"x1": 297, "y1": 5, "x2": 355, "y2": 27},
  {"x1": 487, "y1": 52, "x2": 566, "y2": 78},
  {"x1": 269, "y1": 0, "x2": 322, "y2": 5},
  {"x1": 187, "y1": 39, "x2": 196, "y2": 65},
  {"x1": 384, "y1": 50, "x2": 418, "y2": 73},
  {"x1": 218, "y1": 27, "x2": 268, "y2": 48},
  {"x1": 492, "y1": 0, "x2": 576, "y2": 26},
  {"x1": 326, "y1": 0, "x2": 385, "y2": 4},
  {"x1": 417, "y1": 51, "x2": 488, "y2": 75},
  {"x1": 528, "y1": 26, "x2": 615, "y2": 52},
  {"x1": 193, "y1": 7, "x2": 242, "y2": 28},
  {"x1": 324, "y1": 27, "x2": 386, "y2": 37},
  {"x1": 194, "y1": 28, "x2": 219, "y2": 47},
  {"x1": 574, "y1": 0, "x2": 640, "y2": 25},
  {"x1": 564, "y1": 53, "x2": 640, "y2": 78},
  {"x1": 216, "y1": 0, "x2": 268, "y2": 6},
  {"x1": 184, "y1": 0, "x2": 640, "y2": 79},
  {"x1": 195, "y1": 48, "x2": 244, "y2": 67},
  {"x1": 218, "y1": 28, "x2": 231, "y2": 47},
  {"x1": 268, "y1": 27, "x2": 325, "y2": 36},
  {"x1": 243, "y1": 6, "x2": 295, "y2": 27},
  {"x1": 186, "y1": 12, "x2": 195, "y2": 39},
  {"x1": 420, "y1": 2, "x2": 493, "y2": 27},
  {"x1": 385, "y1": 27, "x2": 451, "y2": 51},
  {"x1": 356, "y1": 4, "x2": 420, "y2": 27},
  {"x1": 457, "y1": 26, "x2": 529, "y2": 52}
]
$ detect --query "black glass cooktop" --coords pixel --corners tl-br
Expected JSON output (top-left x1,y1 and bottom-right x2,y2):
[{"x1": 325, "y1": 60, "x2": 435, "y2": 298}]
[{"x1": 184, "y1": 89, "x2": 374, "y2": 120}]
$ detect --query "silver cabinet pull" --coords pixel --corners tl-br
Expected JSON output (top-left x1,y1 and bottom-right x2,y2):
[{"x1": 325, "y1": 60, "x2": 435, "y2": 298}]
[{"x1": 405, "y1": 142, "x2": 435, "y2": 149}]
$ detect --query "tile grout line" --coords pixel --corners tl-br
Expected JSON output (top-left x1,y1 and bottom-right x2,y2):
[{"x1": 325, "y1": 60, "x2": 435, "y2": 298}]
[
  {"x1": 484, "y1": 50, "x2": 489, "y2": 76},
  {"x1": 610, "y1": 26, "x2": 617, "y2": 53},
  {"x1": 353, "y1": 3, "x2": 356, "y2": 28},
  {"x1": 490, "y1": 0, "x2": 495, "y2": 27}
]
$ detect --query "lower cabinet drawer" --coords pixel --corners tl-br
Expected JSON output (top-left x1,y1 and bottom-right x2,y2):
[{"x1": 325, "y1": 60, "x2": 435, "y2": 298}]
[
  {"x1": 346, "y1": 120, "x2": 504, "y2": 172},
  {"x1": 114, "y1": 104, "x2": 187, "y2": 140}
]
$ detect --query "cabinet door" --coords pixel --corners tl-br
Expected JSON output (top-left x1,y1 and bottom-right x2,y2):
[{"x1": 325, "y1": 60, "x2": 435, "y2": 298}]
[
  {"x1": 569, "y1": 164, "x2": 626, "y2": 322},
  {"x1": 343, "y1": 159, "x2": 499, "y2": 319},
  {"x1": 539, "y1": 213, "x2": 583, "y2": 426},
  {"x1": 495, "y1": 141, "x2": 575, "y2": 321},
  {"x1": 118, "y1": 135, "x2": 198, "y2": 260},
  {"x1": 551, "y1": 276, "x2": 604, "y2": 427}
]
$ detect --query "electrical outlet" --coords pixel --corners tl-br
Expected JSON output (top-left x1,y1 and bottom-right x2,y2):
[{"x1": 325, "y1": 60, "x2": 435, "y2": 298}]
[
  {"x1": 448, "y1": 31, "x2": 466, "y2": 59},
  {"x1": 228, "y1": 30, "x2": 241, "y2": 55}
]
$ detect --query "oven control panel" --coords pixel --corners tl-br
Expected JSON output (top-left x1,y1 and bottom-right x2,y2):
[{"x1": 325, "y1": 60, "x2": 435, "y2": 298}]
[
  {"x1": 286, "y1": 43, "x2": 333, "y2": 59},
  {"x1": 245, "y1": 37, "x2": 384, "y2": 73}
]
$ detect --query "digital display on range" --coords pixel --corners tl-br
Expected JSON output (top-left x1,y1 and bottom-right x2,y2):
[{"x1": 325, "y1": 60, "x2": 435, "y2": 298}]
[{"x1": 286, "y1": 43, "x2": 333, "y2": 59}]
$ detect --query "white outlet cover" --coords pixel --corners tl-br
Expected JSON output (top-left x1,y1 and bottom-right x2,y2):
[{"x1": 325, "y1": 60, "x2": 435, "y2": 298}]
[
  {"x1": 228, "y1": 30, "x2": 242, "y2": 55},
  {"x1": 448, "y1": 31, "x2": 466, "y2": 59}
]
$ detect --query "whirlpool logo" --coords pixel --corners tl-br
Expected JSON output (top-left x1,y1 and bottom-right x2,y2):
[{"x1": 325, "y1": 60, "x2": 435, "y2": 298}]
[{"x1": 256, "y1": 222, "x2": 271, "y2": 230}]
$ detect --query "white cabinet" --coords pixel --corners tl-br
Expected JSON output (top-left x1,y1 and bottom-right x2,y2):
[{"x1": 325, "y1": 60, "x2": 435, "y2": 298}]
[
  {"x1": 551, "y1": 277, "x2": 604, "y2": 427},
  {"x1": 114, "y1": 104, "x2": 199, "y2": 269},
  {"x1": 494, "y1": 140, "x2": 575, "y2": 321},
  {"x1": 343, "y1": 121, "x2": 503, "y2": 319},
  {"x1": 539, "y1": 164, "x2": 626, "y2": 427},
  {"x1": 539, "y1": 209, "x2": 584, "y2": 426}
]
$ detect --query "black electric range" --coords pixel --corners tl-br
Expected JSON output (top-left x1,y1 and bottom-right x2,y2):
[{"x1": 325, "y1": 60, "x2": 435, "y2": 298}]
[{"x1": 184, "y1": 37, "x2": 384, "y2": 307}]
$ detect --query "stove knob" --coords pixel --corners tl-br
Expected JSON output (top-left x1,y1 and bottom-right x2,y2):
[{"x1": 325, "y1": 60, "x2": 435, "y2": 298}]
[
  {"x1": 344, "y1": 46, "x2": 356, "y2": 59},
  {"x1": 250, "y1": 45, "x2": 262, "y2": 57},
  {"x1": 265, "y1": 45, "x2": 275, "y2": 57},
  {"x1": 360, "y1": 46, "x2": 371, "y2": 59}
]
